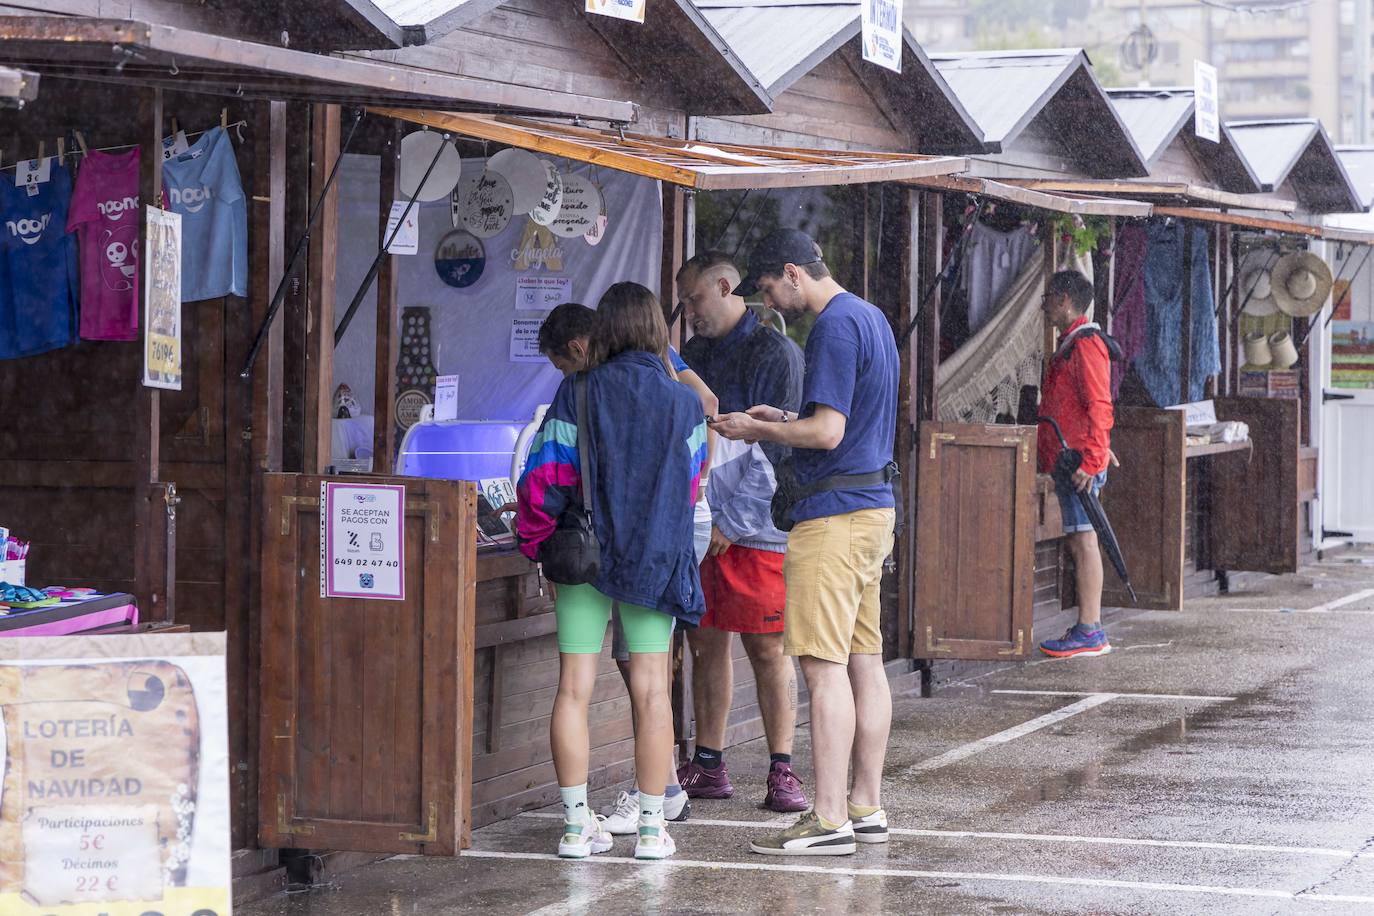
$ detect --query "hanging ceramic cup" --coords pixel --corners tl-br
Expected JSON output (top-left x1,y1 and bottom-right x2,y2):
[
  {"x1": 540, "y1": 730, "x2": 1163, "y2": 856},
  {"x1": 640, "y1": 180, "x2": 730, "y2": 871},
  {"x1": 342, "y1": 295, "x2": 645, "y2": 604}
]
[
  {"x1": 1242, "y1": 331, "x2": 1272, "y2": 368},
  {"x1": 529, "y1": 160, "x2": 564, "y2": 226},
  {"x1": 487, "y1": 147, "x2": 549, "y2": 215},
  {"x1": 1268, "y1": 331, "x2": 1299, "y2": 369},
  {"x1": 398, "y1": 129, "x2": 462, "y2": 202}
]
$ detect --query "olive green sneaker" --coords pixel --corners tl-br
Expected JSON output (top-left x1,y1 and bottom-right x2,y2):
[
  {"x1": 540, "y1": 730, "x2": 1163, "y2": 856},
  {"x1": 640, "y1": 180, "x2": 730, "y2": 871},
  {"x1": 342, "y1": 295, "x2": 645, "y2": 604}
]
[{"x1": 749, "y1": 811, "x2": 856, "y2": 856}]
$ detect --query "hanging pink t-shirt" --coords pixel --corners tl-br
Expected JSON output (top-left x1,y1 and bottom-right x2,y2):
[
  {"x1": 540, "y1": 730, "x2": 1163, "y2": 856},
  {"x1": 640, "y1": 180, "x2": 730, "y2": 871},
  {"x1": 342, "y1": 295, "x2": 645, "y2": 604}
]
[{"x1": 67, "y1": 148, "x2": 140, "y2": 341}]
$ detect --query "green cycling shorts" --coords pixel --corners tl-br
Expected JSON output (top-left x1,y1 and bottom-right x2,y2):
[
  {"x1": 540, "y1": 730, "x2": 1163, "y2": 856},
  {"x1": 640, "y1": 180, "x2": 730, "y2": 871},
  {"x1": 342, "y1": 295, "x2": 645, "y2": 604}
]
[{"x1": 555, "y1": 583, "x2": 673, "y2": 654}]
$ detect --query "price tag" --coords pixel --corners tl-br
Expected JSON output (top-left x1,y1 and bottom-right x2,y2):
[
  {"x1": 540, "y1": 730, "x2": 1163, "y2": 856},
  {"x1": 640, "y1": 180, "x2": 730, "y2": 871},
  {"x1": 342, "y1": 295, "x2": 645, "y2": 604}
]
[
  {"x1": 15, "y1": 157, "x2": 51, "y2": 195},
  {"x1": 161, "y1": 130, "x2": 190, "y2": 161},
  {"x1": 22, "y1": 804, "x2": 162, "y2": 904},
  {"x1": 434, "y1": 374, "x2": 459, "y2": 421}
]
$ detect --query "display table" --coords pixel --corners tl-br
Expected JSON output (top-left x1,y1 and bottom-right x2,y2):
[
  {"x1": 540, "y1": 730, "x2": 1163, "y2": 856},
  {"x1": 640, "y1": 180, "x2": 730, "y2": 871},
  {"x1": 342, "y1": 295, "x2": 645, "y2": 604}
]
[{"x1": 0, "y1": 592, "x2": 138, "y2": 637}]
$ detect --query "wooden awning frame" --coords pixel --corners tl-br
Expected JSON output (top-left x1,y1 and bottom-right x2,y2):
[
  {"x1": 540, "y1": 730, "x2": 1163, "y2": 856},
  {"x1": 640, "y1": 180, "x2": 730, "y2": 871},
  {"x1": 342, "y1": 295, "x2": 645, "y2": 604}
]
[
  {"x1": 370, "y1": 108, "x2": 971, "y2": 190},
  {"x1": 905, "y1": 174, "x2": 1153, "y2": 217},
  {"x1": 0, "y1": 17, "x2": 638, "y2": 123},
  {"x1": 1009, "y1": 179, "x2": 1298, "y2": 214},
  {"x1": 1153, "y1": 205, "x2": 1374, "y2": 245}
]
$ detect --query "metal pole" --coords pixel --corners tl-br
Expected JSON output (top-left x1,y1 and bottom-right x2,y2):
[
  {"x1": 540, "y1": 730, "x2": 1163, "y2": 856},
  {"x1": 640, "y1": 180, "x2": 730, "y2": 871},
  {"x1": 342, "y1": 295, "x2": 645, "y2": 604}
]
[{"x1": 1357, "y1": 0, "x2": 1371, "y2": 143}]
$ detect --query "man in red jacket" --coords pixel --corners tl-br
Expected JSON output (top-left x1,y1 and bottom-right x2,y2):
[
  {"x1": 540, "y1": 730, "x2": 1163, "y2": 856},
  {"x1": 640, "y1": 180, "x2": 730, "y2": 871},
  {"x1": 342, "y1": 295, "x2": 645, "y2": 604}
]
[{"x1": 1037, "y1": 270, "x2": 1115, "y2": 658}]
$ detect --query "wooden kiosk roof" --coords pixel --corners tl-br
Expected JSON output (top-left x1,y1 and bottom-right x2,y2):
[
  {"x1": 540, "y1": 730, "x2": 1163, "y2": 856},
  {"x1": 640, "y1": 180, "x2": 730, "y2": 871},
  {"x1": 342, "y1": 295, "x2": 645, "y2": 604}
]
[
  {"x1": 1007, "y1": 179, "x2": 1297, "y2": 213},
  {"x1": 904, "y1": 174, "x2": 1153, "y2": 217},
  {"x1": 0, "y1": 16, "x2": 637, "y2": 122},
  {"x1": 369, "y1": 108, "x2": 970, "y2": 189}
]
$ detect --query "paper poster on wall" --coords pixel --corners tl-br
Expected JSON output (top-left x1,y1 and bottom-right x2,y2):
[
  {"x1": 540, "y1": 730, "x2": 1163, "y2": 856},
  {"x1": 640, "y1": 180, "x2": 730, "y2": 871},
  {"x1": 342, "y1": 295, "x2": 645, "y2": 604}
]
[
  {"x1": 861, "y1": 0, "x2": 902, "y2": 73},
  {"x1": 434, "y1": 374, "x2": 459, "y2": 420},
  {"x1": 0, "y1": 632, "x2": 231, "y2": 916},
  {"x1": 385, "y1": 200, "x2": 420, "y2": 255},
  {"x1": 586, "y1": 0, "x2": 644, "y2": 23},
  {"x1": 516, "y1": 276, "x2": 573, "y2": 311},
  {"x1": 320, "y1": 481, "x2": 405, "y2": 601},
  {"x1": 1332, "y1": 321, "x2": 1374, "y2": 389},
  {"x1": 143, "y1": 206, "x2": 182, "y2": 390},
  {"x1": 510, "y1": 316, "x2": 546, "y2": 362},
  {"x1": 1194, "y1": 60, "x2": 1220, "y2": 143}
]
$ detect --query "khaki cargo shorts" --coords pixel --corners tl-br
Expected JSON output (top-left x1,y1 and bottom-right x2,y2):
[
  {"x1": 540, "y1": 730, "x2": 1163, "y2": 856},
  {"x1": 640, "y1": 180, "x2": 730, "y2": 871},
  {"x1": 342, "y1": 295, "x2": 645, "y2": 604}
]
[{"x1": 782, "y1": 507, "x2": 896, "y2": 664}]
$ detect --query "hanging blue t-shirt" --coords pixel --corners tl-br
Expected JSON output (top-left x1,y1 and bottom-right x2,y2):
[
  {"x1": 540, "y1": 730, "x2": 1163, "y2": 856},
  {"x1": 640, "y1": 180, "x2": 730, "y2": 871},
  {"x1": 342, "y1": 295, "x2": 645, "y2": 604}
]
[
  {"x1": 791, "y1": 292, "x2": 898, "y2": 523},
  {"x1": 163, "y1": 127, "x2": 247, "y2": 301},
  {"x1": 0, "y1": 162, "x2": 77, "y2": 360}
]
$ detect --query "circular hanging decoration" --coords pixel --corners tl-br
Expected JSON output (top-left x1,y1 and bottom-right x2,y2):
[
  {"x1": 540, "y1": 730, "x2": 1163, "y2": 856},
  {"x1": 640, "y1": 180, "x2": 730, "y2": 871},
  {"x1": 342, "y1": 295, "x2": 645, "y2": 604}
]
[
  {"x1": 460, "y1": 170, "x2": 515, "y2": 239},
  {"x1": 529, "y1": 160, "x2": 565, "y2": 226},
  {"x1": 434, "y1": 229, "x2": 486, "y2": 289},
  {"x1": 487, "y1": 147, "x2": 548, "y2": 215},
  {"x1": 395, "y1": 389, "x2": 432, "y2": 431},
  {"x1": 550, "y1": 172, "x2": 603, "y2": 238},
  {"x1": 583, "y1": 190, "x2": 609, "y2": 247},
  {"x1": 398, "y1": 130, "x2": 462, "y2": 202}
]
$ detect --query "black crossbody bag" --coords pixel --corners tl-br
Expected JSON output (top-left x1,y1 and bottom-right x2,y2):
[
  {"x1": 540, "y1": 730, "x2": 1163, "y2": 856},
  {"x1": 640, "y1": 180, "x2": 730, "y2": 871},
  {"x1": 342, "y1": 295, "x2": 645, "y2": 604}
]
[{"x1": 537, "y1": 374, "x2": 601, "y2": 585}]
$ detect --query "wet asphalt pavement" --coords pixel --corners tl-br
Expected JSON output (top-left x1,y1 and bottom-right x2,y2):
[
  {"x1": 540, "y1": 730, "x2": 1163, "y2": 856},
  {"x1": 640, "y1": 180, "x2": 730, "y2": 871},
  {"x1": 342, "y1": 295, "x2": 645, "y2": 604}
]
[{"x1": 239, "y1": 549, "x2": 1374, "y2": 915}]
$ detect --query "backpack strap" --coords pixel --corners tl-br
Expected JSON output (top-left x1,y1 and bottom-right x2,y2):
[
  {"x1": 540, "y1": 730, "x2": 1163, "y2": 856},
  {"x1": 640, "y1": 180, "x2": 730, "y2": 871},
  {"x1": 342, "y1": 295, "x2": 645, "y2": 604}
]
[{"x1": 1055, "y1": 326, "x2": 1123, "y2": 363}]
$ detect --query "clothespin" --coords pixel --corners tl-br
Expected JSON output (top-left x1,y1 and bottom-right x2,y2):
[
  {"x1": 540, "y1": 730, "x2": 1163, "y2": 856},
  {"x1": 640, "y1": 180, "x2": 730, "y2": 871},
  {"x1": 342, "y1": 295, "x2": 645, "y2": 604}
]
[
  {"x1": 57, "y1": 138, "x2": 65, "y2": 166},
  {"x1": 171, "y1": 116, "x2": 179, "y2": 136},
  {"x1": 73, "y1": 131, "x2": 89, "y2": 157},
  {"x1": 36, "y1": 141, "x2": 44, "y2": 163},
  {"x1": 220, "y1": 107, "x2": 228, "y2": 130}
]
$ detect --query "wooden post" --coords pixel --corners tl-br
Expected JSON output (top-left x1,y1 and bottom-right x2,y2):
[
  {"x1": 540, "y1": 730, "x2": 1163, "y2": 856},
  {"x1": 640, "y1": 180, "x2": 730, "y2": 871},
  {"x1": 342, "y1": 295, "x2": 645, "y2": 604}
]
[
  {"x1": 1228, "y1": 228, "x2": 1241, "y2": 395},
  {"x1": 251, "y1": 101, "x2": 288, "y2": 474},
  {"x1": 916, "y1": 191, "x2": 942, "y2": 422},
  {"x1": 304, "y1": 104, "x2": 341, "y2": 474},
  {"x1": 134, "y1": 86, "x2": 173, "y2": 623},
  {"x1": 882, "y1": 186, "x2": 919, "y2": 658},
  {"x1": 661, "y1": 184, "x2": 686, "y2": 344},
  {"x1": 373, "y1": 121, "x2": 401, "y2": 474},
  {"x1": 1181, "y1": 222, "x2": 1194, "y2": 405}
]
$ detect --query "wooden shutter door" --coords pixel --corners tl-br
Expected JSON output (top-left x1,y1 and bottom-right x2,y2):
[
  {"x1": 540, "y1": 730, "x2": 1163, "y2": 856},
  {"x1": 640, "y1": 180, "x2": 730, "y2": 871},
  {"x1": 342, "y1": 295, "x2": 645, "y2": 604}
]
[
  {"x1": 1099, "y1": 407, "x2": 1186, "y2": 610},
  {"x1": 258, "y1": 473, "x2": 476, "y2": 854},
  {"x1": 1211, "y1": 396, "x2": 1300, "y2": 574},
  {"x1": 915, "y1": 423, "x2": 1036, "y2": 660}
]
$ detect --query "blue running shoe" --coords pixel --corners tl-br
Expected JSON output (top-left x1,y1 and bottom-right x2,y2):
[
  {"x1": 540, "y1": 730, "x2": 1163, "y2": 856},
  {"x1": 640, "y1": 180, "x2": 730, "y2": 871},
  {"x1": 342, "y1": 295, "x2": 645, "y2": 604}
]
[{"x1": 1039, "y1": 623, "x2": 1111, "y2": 658}]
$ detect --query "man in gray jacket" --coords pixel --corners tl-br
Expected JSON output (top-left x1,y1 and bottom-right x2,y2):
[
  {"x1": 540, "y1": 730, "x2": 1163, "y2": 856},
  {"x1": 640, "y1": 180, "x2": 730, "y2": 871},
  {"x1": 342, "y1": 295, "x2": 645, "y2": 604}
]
[{"x1": 676, "y1": 251, "x2": 807, "y2": 813}]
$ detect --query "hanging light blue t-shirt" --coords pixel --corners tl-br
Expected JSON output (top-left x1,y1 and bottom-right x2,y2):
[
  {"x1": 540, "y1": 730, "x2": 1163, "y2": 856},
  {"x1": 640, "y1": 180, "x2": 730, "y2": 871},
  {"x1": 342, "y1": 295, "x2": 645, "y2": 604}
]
[
  {"x1": 163, "y1": 127, "x2": 247, "y2": 301},
  {"x1": 0, "y1": 161, "x2": 78, "y2": 360}
]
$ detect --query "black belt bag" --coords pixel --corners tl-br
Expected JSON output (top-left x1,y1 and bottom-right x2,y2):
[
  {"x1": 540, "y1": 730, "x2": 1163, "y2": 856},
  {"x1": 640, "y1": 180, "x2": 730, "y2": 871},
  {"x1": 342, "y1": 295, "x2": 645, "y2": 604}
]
[{"x1": 771, "y1": 459, "x2": 902, "y2": 534}]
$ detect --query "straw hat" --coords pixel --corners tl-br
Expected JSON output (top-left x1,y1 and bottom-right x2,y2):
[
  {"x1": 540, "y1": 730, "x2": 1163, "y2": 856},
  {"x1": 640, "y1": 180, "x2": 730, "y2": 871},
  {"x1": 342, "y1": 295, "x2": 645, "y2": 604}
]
[
  {"x1": 1268, "y1": 331, "x2": 1299, "y2": 369},
  {"x1": 1271, "y1": 251, "x2": 1333, "y2": 318},
  {"x1": 1237, "y1": 251, "x2": 1278, "y2": 316}
]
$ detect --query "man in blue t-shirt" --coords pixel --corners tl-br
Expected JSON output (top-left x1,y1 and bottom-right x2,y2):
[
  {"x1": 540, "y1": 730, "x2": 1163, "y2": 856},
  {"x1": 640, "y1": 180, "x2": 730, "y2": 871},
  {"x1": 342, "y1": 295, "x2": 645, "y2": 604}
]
[{"x1": 711, "y1": 229, "x2": 898, "y2": 858}]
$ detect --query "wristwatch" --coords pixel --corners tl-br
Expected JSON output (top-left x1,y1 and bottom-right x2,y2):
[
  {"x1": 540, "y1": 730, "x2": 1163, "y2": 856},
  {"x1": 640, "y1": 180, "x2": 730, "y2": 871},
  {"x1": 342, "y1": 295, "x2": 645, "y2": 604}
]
[{"x1": 780, "y1": 410, "x2": 790, "y2": 423}]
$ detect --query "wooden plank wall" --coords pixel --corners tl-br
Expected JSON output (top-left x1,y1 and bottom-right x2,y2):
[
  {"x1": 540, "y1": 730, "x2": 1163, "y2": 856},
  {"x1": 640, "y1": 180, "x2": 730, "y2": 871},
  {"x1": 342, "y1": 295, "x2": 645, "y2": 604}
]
[{"x1": 693, "y1": 53, "x2": 911, "y2": 152}]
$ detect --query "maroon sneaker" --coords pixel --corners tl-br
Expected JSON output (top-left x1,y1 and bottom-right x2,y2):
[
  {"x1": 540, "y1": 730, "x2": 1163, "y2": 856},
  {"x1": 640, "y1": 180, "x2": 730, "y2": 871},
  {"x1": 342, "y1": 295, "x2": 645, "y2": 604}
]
[
  {"x1": 677, "y1": 760, "x2": 734, "y2": 799},
  {"x1": 764, "y1": 762, "x2": 809, "y2": 813}
]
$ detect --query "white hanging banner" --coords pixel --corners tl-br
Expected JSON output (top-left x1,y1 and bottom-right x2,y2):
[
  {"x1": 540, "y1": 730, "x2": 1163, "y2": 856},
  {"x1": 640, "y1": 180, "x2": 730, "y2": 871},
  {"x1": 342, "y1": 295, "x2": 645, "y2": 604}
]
[
  {"x1": 585, "y1": 0, "x2": 645, "y2": 23},
  {"x1": 1194, "y1": 60, "x2": 1220, "y2": 143},
  {"x1": 143, "y1": 206, "x2": 183, "y2": 391},
  {"x1": 862, "y1": 0, "x2": 903, "y2": 73}
]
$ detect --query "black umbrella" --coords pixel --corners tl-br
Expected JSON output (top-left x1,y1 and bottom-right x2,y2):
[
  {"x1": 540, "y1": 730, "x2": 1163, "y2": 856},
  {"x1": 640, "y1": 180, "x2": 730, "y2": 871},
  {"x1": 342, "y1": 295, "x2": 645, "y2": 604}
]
[{"x1": 1036, "y1": 416, "x2": 1138, "y2": 604}]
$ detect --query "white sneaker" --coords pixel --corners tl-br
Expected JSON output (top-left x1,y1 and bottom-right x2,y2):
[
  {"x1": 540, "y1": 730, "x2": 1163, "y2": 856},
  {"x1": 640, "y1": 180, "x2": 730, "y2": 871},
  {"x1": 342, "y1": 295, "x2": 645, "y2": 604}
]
[
  {"x1": 602, "y1": 790, "x2": 640, "y2": 836},
  {"x1": 634, "y1": 817, "x2": 676, "y2": 860},
  {"x1": 604, "y1": 789, "x2": 691, "y2": 835},
  {"x1": 557, "y1": 811, "x2": 614, "y2": 859},
  {"x1": 851, "y1": 807, "x2": 889, "y2": 844}
]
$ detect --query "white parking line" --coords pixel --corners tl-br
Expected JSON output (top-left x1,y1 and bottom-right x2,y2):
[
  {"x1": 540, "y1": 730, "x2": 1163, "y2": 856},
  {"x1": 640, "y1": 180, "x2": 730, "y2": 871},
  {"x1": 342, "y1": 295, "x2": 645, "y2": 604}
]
[
  {"x1": 903, "y1": 694, "x2": 1117, "y2": 775},
  {"x1": 992, "y1": 689, "x2": 1237, "y2": 702},
  {"x1": 1310, "y1": 588, "x2": 1374, "y2": 612},
  {"x1": 1209, "y1": 588, "x2": 1374, "y2": 615},
  {"x1": 460, "y1": 849, "x2": 1374, "y2": 905},
  {"x1": 524, "y1": 874, "x2": 645, "y2": 916},
  {"x1": 514, "y1": 812, "x2": 1355, "y2": 858}
]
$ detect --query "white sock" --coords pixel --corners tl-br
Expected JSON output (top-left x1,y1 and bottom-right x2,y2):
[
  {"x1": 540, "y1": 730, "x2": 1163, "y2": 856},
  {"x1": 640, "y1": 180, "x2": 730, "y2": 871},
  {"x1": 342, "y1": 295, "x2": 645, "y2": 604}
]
[
  {"x1": 639, "y1": 791, "x2": 665, "y2": 825},
  {"x1": 560, "y1": 783, "x2": 589, "y2": 823}
]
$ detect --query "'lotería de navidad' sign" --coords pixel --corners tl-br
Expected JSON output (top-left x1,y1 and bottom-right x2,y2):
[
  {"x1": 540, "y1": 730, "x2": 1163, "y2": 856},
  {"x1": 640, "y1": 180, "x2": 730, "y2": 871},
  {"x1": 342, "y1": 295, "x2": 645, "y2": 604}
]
[{"x1": 0, "y1": 632, "x2": 231, "y2": 916}]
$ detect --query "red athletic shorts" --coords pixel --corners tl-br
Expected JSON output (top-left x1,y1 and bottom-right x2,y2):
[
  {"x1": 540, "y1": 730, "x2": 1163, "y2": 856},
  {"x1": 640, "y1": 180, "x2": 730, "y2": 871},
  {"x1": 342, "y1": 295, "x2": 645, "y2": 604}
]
[{"x1": 699, "y1": 546, "x2": 786, "y2": 634}]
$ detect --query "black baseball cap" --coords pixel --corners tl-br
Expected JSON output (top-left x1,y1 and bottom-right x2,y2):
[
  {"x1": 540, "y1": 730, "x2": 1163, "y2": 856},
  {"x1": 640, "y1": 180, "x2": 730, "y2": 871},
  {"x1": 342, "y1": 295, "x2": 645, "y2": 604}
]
[{"x1": 733, "y1": 228, "x2": 823, "y2": 298}]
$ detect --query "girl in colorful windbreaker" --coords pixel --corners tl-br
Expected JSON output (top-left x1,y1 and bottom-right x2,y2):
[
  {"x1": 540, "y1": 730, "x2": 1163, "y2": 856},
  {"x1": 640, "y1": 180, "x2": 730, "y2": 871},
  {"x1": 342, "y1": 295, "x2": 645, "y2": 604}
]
[{"x1": 516, "y1": 281, "x2": 708, "y2": 863}]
